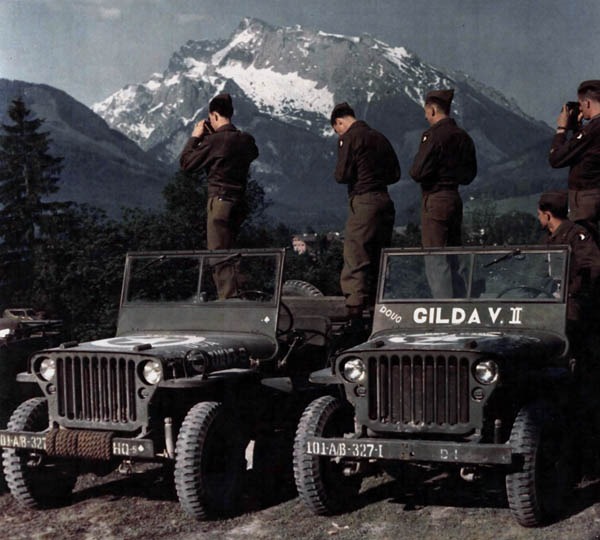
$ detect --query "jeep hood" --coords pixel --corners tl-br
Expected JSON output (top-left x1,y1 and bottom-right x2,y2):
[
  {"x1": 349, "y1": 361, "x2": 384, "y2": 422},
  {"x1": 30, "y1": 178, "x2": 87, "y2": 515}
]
[
  {"x1": 47, "y1": 331, "x2": 276, "y2": 360},
  {"x1": 351, "y1": 330, "x2": 567, "y2": 358}
]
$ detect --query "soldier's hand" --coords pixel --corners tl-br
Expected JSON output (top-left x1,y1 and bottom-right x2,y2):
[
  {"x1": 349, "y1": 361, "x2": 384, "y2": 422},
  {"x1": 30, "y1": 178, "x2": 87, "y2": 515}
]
[
  {"x1": 557, "y1": 104, "x2": 569, "y2": 128},
  {"x1": 192, "y1": 120, "x2": 206, "y2": 138}
]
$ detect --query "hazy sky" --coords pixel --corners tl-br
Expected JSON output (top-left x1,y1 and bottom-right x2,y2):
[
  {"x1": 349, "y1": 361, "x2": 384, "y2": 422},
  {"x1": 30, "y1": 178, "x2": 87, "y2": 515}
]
[{"x1": 1, "y1": 0, "x2": 598, "y2": 125}]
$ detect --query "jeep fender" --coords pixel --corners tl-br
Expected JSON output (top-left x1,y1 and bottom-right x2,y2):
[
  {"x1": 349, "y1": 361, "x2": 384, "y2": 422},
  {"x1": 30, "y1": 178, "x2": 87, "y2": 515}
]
[{"x1": 308, "y1": 367, "x2": 337, "y2": 385}]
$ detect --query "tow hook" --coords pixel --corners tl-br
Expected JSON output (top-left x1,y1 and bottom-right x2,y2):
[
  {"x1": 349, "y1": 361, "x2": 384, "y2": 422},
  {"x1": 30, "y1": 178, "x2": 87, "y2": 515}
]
[
  {"x1": 118, "y1": 459, "x2": 135, "y2": 475},
  {"x1": 460, "y1": 466, "x2": 479, "y2": 482},
  {"x1": 27, "y1": 454, "x2": 43, "y2": 468},
  {"x1": 342, "y1": 461, "x2": 363, "y2": 476}
]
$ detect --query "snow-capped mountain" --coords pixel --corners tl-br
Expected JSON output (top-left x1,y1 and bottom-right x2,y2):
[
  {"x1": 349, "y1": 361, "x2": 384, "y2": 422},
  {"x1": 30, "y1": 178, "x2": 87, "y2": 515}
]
[{"x1": 93, "y1": 18, "x2": 560, "y2": 227}]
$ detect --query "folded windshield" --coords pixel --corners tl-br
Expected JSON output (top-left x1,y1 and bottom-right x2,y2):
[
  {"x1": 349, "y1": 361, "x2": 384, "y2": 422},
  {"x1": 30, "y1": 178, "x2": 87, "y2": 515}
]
[{"x1": 381, "y1": 250, "x2": 567, "y2": 301}]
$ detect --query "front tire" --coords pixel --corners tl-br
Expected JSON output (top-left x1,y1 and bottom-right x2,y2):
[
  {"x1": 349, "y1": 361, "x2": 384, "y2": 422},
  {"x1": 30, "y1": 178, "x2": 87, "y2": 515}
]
[
  {"x1": 293, "y1": 395, "x2": 361, "y2": 515},
  {"x1": 505, "y1": 401, "x2": 572, "y2": 527},
  {"x1": 3, "y1": 398, "x2": 77, "y2": 508},
  {"x1": 174, "y1": 401, "x2": 247, "y2": 519}
]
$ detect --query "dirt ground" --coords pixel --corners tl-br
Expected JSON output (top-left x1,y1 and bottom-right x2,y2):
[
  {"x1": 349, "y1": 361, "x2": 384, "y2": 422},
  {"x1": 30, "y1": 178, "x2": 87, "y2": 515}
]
[{"x1": 0, "y1": 464, "x2": 599, "y2": 540}]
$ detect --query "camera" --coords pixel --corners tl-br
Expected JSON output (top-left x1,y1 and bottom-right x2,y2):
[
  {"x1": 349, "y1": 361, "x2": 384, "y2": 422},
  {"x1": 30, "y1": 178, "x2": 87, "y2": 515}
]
[{"x1": 565, "y1": 101, "x2": 581, "y2": 131}]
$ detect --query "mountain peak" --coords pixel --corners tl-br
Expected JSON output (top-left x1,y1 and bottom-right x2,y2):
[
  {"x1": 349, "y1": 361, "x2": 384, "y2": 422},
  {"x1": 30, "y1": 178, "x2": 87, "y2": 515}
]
[{"x1": 90, "y1": 17, "x2": 552, "y2": 227}]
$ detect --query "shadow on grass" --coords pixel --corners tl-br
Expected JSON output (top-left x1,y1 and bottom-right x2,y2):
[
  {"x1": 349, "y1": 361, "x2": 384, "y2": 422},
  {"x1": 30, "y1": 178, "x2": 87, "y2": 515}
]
[
  {"x1": 354, "y1": 465, "x2": 600, "y2": 527},
  {"x1": 356, "y1": 466, "x2": 508, "y2": 512},
  {"x1": 70, "y1": 464, "x2": 296, "y2": 515}
]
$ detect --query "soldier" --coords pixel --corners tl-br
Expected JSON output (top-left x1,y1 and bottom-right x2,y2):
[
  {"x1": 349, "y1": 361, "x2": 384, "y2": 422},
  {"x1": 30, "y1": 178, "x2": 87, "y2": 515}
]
[
  {"x1": 538, "y1": 189, "x2": 600, "y2": 464},
  {"x1": 410, "y1": 88, "x2": 477, "y2": 297},
  {"x1": 331, "y1": 102, "x2": 400, "y2": 321},
  {"x1": 180, "y1": 93, "x2": 258, "y2": 298},
  {"x1": 549, "y1": 80, "x2": 600, "y2": 242},
  {"x1": 538, "y1": 190, "x2": 600, "y2": 339}
]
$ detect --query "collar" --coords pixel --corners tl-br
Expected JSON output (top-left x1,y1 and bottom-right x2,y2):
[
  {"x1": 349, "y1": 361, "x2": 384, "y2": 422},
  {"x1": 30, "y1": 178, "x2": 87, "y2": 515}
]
[
  {"x1": 550, "y1": 219, "x2": 573, "y2": 239},
  {"x1": 346, "y1": 120, "x2": 369, "y2": 134},
  {"x1": 429, "y1": 117, "x2": 456, "y2": 131},
  {"x1": 215, "y1": 123, "x2": 237, "y2": 133}
]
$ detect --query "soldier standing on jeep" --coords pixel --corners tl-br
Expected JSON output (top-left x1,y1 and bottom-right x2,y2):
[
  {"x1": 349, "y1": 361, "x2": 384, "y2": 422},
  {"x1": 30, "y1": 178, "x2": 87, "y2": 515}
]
[
  {"x1": 330, "y1": 102, "x2": 400, "y2": 324},
  {"x1": 180, "y1": 93, "x2": 259, "y2": 297},
  {"x1": 549, "y1": 80, "x2": 600, "y2": 243},
  {"x1": 410, "y1": 89, "x2": 477, "y2": 298}
]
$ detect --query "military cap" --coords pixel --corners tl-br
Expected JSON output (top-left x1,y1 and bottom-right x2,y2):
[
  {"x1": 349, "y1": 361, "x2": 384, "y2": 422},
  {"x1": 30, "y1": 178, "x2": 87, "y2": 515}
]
[
  {"x1": 539, "y1": 190, "x2": 568, "y2": 216},
  {"x1": 578, "y1": 80, "x2": 600, "y2": 95},
  {"x1": 425, "y1": 88, "x2": 455, "y2": 109},
  {"x1": 330, "y1": 102, "x2": 356, "y2": 126},
  {"x1": 209, "y1": 93, "x2": 234, "y2": 118}
]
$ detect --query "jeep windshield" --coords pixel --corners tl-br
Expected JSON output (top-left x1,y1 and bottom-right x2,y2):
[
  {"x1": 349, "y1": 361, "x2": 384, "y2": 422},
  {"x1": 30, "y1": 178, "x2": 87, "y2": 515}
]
[
  {"x1": 381, "y1": 248, "x2": 567, "y2": 302},
  {"x1": 123, "y1": 251, "x2": 282, "y2": 305}
]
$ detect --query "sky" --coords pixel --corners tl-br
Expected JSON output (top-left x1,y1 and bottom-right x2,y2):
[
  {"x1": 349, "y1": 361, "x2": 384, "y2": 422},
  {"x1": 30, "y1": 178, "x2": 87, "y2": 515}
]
[{"x1": 1, "y1": 0, "x2": 599, "y2": 125}]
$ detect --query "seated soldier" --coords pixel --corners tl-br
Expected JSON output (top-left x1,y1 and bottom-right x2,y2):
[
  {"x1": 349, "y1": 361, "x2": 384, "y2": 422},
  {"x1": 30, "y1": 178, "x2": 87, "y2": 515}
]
[
  {"x1": 538, "y1": 190, "x2": 600, "y2": 364},
  {"x1": 539, "y1": 189, "x2": 600, "y2": 472}
]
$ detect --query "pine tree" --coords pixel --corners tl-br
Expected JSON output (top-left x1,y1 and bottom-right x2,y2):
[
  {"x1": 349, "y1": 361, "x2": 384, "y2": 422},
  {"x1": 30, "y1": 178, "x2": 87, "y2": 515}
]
[{"x1": 0, "y1": 97, "x2": 67, "y2": 303}]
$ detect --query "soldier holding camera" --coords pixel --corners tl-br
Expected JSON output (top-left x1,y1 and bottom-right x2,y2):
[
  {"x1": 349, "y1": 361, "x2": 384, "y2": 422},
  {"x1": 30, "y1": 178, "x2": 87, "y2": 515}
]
[
  {"x1": 550, "y1": 80, "x2": 600, "y2": 242},
  {"x1": 180, "y1": 93, "x2": 258, "y2": 297},
  {"x1": 180, "y1": 93, "x2": 259, "y2": 250}
]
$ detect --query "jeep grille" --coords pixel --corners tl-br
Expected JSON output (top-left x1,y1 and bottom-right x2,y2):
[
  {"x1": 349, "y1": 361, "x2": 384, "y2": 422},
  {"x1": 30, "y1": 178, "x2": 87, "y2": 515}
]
[
  {"x1": 49, "y1": 354, "x2": 153, "y2": 431},
  {"x1": 368, "y1": 354, "x2": 470, "y2": 426}
]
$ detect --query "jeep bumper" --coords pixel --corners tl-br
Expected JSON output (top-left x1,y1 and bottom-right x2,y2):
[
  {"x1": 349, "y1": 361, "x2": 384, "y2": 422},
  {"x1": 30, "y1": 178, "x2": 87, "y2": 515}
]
[
  {"x1": 304, "y1": 437, "x2": 513, "y2": 465},
  {"x1": 0, "y1": 430, "x2": 155, "y2": 459}
]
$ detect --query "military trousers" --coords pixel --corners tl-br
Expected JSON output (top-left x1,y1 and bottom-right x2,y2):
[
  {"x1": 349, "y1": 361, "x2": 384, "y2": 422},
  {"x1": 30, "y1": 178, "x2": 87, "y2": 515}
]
[
  {"x1": 341, "y1": 191, "x2": 395, "y2": 309},
  {"x1": 421, "y1": 190, "x2": 464, "y2": 298},
  {"x1": 421, "y1": 189, "x2": 463, "y2": 247},
  {"x1": 207, "y1": 196, "x2": 247, "y2": 299},
  {"x1": 569, "y1": 188, "x2": 600, "y2": 243}
]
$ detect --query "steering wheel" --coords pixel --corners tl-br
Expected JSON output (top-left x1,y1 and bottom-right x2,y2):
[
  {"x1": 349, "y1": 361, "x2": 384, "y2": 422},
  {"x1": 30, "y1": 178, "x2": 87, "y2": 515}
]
[
  {"x1": 497, "y1": 286, "x2": 552, "y2": 299},
  {"x1": 229, "y1": 289, "x2": 271, "y2": 301}
]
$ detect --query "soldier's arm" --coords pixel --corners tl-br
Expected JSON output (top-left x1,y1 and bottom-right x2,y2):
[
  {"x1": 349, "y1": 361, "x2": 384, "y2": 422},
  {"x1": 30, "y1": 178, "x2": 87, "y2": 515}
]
[
  {"x1": 334, "y1": 136, "x2": 355, "y2": 184},
  {"x1": 180, "y1": 137, "x2": 212, "y2": 172},
  {"x1": 250, "y1": 136, "x2": 259, "y2": 161},
  {"x1": 385, "y1": 139, "x2": 401, "y2": 184},
  {"x1": 571, "y1": 233, "x2": 600, "y2": 297},
  {"x1": 409, "y1": 135, "x2": 439, "y2": 183},
  {"x1": 548, "y1": 129, "x2": 592, "y2": 168},
  {"x1": 463, "y1": 136, "x2": 478, "y2": 183}
]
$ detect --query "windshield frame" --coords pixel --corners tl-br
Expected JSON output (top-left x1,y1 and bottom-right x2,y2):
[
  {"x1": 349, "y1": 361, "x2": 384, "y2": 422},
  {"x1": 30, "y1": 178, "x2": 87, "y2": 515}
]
[
  {"x1": 377, "y1": 246, "x2": 570, "y2": 304},
  {"x1": 120, "y1": 249, "x2": 285, "y2": 308}
]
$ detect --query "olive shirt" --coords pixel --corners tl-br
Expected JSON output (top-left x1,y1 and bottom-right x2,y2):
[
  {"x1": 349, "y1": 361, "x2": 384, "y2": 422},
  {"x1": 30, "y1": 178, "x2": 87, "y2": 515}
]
[
  {"x1": 410, "y1": 117, "x2": 476, "y2": 249},
  {"x1": 180, "y1": 124, "x2": 259, "y2": 198},
  {"x1": 545, "y1": 219, "x2": 600, "y2": 321},
  {"x1": 549, "y1": 115, "x2": 600, "y2": 191},
  {"x1": 409, "y1": 117, "x2": 477, "y2": 192},
  {"x1": 334, "y1": 120, "x2": 399, "y2": 309},
  {"x1": 335, "y1": 120, "x2": 401, "y2": 196}
]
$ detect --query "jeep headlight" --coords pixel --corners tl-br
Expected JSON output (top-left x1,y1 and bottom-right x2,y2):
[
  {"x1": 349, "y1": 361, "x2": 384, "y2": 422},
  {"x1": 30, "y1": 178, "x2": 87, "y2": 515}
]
[
  {"x1": 342, "y1": 357, "x2": 366, "y2": 383},
  {"x1": 474, "y1": 359, "x2": 499, "y2": 385},
  {"x1": 39, "y1": 358, "x2": 56, "y2": 381},
  {"x1": 142, "y1": 360, "x2": 163, "y2": 385}
]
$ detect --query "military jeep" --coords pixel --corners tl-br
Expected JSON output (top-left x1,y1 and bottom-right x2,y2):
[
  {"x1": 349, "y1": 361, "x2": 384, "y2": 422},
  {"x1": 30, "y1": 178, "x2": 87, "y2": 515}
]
[
  {"x1": 294, "y1": 246, "x2": 583, "y2": 527},
  {"x1": 0, "y1": 249, "x2": 354, "y2": 519}
]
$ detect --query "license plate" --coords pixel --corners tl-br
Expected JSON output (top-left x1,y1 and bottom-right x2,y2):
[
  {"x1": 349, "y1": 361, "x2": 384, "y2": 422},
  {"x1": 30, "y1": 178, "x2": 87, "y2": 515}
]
[
  {"x1": 112, "y1": 438, "x2": 154, "y2": 458},
  {"x1": 0, "y1": 430, "x2": 154, "y2": 459},
  {"x1": 305, "y1": 439, "x2": 384, "y2": 458},
  {"x1": 0, "y1": 432, "x2": 46, "y2": 451}
]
